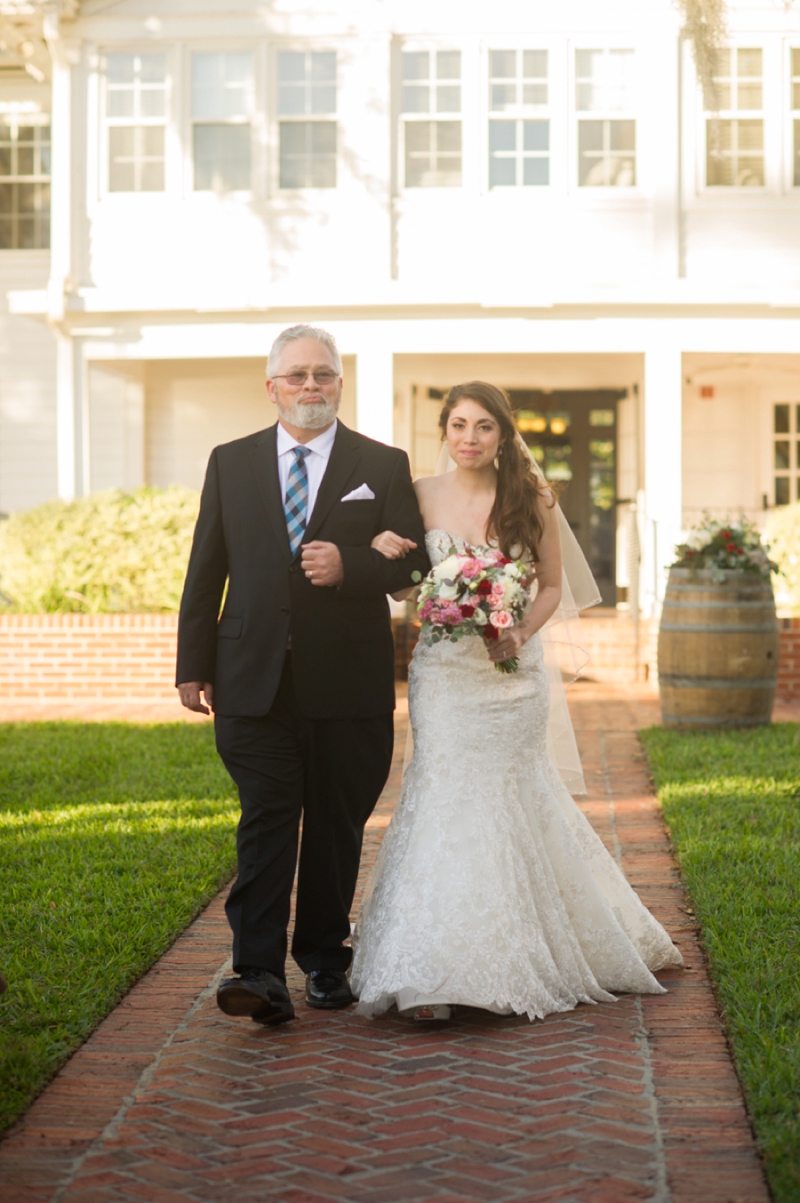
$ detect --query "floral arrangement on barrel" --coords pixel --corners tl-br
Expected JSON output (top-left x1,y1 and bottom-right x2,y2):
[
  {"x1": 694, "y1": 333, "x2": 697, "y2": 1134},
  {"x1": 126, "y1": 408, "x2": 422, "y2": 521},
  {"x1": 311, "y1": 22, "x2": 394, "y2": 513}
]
[
  {"x1": 411, "y1": 547, "x2": 535, "y2": 673},
  {"x1": 672, "y1": 515, "x2": 778, "y2": 583}
]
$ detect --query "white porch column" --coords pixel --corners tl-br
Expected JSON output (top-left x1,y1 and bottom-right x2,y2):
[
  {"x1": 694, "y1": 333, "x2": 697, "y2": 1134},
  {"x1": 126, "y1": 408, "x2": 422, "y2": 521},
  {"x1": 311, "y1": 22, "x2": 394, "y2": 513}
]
[
  {"x1": 355, "y1": 346, "x2": 394, "y2": 445},
  {"x1": 44, "y1": 15, "x2": 83, "y2": 499},
  {"x1": 642, "y1": 345, "x2": 683, "y2": 617}
]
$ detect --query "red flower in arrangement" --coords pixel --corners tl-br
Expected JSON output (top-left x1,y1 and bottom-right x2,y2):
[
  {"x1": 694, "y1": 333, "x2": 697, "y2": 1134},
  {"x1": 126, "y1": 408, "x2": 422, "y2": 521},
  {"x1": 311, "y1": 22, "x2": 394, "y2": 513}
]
[
  {"x1": 477, "y1": 580, "x2": 493, "y2": 596},
  {"x1": 483, "y1": 623, "x2": 499, "y2": 640},
  {"x1": 460, "y1": 604, "x2": 475, "y2": 618},
  {"x1": 726, "y1": 542, "x2": 736, "y2": 552},
  {"x1": 736, "y1": 547, "x2": 743, "y2": 555},
  {"x1": 721, "y1": 530, "x2": 731, "y2": 538}
]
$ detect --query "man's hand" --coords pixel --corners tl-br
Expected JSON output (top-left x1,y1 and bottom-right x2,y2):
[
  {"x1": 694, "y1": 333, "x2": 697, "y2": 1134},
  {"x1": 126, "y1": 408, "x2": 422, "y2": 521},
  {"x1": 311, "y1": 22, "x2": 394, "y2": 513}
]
[
  {"x1": 301, "y1": 541, "x2": 344, "y2": 587},
  {"x1": 178, "y1": 681, "x2": 215, "y2": 714},
  {"x1": 371, "y1": 530, "x2": 418, "y2": 560}
]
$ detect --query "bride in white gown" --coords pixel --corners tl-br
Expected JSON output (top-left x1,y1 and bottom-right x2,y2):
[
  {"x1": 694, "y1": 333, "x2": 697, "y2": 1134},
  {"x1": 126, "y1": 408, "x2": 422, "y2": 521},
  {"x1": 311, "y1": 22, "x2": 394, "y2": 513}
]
[{"x1": 351, "y1": 381, "x2": 682, "y2": 1022}]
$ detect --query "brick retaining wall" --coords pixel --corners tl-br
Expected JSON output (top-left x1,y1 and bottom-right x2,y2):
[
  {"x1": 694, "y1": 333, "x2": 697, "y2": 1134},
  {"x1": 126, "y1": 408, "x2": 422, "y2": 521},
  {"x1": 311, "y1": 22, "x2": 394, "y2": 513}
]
[
  {"x1": 1, "y1": 613, "x2": 798, "y2": 702},
  {"x1": 0, "y1": 614, "x2": 179, "y2": 701}
]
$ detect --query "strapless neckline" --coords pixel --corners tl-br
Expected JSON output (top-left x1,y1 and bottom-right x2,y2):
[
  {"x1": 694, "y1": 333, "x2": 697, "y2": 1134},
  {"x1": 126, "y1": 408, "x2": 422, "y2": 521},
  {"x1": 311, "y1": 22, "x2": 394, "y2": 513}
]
[{"x1": 425, "y1": 528, "x2": 496, "y2": 554}]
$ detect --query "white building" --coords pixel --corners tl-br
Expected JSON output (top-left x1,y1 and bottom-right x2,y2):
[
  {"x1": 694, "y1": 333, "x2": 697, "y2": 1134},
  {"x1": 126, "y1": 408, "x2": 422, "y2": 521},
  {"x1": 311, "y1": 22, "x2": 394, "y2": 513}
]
[{"x1": 2, "y1": 0, "x2": 800, "y2": 618}]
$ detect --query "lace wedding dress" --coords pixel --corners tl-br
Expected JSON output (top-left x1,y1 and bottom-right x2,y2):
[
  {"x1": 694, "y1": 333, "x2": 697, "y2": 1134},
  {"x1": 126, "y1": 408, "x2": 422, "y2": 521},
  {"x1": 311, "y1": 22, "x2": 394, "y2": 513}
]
[{"x1": 351, "y1": 530, "x2": 683, "y2": 1021}]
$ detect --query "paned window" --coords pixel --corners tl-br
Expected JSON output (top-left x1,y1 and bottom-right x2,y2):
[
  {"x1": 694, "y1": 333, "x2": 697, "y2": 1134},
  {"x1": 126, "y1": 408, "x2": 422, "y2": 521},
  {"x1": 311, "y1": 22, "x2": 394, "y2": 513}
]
[
  {"x1": 0, "y1": 118, "x2": 50, "y2": 247},
  {"x1": 105, "y1": 53, "x2": 166, "y2": 191},
  {"x1": 706, "y1": 48, "x2": 763, "y2": 187},
  {"x1": 192, "y1": 52, "x2": 253, "y2": 191},
  {"x1": 402, "y1": 50, "x2": 461, "y2": 187},
  {"x1": 791, "y1": 49, "x2": 800, "y2": 187},
  {"x1": 773, "y1": 404, "x2": 800, "y2": 505},
  {"x1": 278, "y1": 51, "x2": 337, "y2": 188},
  {"x1": 576, "y1": 49, "x2": 636, "y2": 187},
  {"x1": 488, "y1": 49, "x2": 549, "y2": 187}
]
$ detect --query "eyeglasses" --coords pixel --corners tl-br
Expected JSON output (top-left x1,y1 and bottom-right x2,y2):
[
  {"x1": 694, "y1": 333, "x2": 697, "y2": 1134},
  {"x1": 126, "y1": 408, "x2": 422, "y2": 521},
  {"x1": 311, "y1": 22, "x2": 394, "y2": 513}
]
[{"x1": 271, "y1": 369, "x2": 339, "y2": 388}]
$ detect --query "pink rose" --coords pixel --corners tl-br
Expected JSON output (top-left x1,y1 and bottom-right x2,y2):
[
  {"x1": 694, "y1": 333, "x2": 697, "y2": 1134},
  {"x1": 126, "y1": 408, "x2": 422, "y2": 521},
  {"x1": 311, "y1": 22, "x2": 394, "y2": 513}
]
[
  {"x1": 488, "y1": 590, "x2": 506, "y2": 610},
  {"x1": 460, "y1": 558, "x2": 482, "y2": 580},
  {"x1": 431, "y1": 601, "x2": 463, "y2": 626},
  {"x1": 489, "y1": 610, "x2": 513, "y2": 629}
]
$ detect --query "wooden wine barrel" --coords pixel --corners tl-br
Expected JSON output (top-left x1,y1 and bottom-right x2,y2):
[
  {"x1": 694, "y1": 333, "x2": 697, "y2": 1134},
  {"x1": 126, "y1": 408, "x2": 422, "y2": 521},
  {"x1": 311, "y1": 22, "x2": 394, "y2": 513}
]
[{"x1": 658, "y1": 567, "x2": 779, "y2": 728}]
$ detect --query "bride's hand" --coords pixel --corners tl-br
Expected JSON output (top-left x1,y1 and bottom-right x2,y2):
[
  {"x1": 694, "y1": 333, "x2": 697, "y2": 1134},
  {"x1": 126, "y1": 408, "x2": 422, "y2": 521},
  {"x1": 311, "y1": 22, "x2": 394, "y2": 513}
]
[
  {"x1": 371, "y1": 530, "x2": 418, "y2": 560},
  {"x1": 487, "y1": 624, "x2": 529, "y2": 663}
]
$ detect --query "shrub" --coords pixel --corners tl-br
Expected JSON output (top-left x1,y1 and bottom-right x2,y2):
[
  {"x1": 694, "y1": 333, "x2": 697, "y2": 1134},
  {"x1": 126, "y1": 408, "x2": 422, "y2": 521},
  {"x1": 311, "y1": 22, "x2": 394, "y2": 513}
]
[
  {"x1": 766, "y1": 502, "x2": 800, "y2": 616},
  {"x1": 0, "y1": 486, "x2": 200, "y2": 613}
]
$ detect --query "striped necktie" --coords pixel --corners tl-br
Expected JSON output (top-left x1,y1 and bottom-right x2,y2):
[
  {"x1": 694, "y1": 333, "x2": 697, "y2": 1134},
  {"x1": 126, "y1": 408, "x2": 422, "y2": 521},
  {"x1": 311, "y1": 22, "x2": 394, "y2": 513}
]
[{"x1": 284, "y1": 446, "x2": 311, "y2": 557}]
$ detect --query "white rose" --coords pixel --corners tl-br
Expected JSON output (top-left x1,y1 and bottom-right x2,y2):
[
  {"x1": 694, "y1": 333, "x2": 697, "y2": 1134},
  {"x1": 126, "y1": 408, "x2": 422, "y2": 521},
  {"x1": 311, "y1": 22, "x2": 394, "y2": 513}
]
[
  {"x1": 472, "y1": 606, "x2": 488, "y2": 625},
  {"x1": 439, "y1": 582, "x2": 459, "y2": 601},
  {"x1": 434, "y1": 555, "x2": 460, "y2": 581}
]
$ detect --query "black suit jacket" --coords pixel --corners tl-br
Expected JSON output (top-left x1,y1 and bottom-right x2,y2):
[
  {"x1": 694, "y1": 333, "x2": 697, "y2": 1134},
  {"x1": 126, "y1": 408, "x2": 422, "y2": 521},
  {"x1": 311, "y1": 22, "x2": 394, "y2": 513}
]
[{"x1": 176, "y1": 421, "x2": 430, "y2": 719}]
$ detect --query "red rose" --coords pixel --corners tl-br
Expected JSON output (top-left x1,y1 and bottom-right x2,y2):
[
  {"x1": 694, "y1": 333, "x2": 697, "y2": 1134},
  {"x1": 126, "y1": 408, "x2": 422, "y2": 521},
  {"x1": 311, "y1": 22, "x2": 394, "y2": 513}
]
[
  {"x1": 722, "y1": 530, "x2": 731, "y2": 539},
  {"x1": 460, "y1": 604, "x2": 475, "y2": 618},
  {"x1": 483, "y1": 623, "x2": 499, "y2": 641},
  {"x1": 736, "y1": 547, "x2": 743, "y2": 555},
  {"x1": 726, "y1": 542, "x2": 736, "y2": 552},
  {"x1": 477, "y1": 580, "x2": 492, "y2": 596}
]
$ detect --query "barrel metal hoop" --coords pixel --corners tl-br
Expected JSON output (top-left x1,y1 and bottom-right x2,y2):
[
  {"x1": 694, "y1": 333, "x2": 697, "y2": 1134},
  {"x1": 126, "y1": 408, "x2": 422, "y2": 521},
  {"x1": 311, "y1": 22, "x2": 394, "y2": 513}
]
[{"x1": 659, "y1": 676, "x2": 777, "y2": 689}]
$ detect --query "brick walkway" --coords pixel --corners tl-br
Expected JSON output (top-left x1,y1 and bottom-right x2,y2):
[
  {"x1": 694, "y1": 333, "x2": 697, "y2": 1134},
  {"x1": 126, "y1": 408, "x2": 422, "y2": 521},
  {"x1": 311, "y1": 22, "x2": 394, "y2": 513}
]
[{"x1": 0, "y1": 683, "x2": 774, "y2": 1203}]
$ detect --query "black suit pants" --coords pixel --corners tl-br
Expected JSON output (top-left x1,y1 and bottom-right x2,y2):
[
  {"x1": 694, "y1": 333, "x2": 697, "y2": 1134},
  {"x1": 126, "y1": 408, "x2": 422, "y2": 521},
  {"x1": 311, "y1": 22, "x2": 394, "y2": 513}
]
[{"x1": 215, "y1": 654, "x2": 394, "y2": 978}]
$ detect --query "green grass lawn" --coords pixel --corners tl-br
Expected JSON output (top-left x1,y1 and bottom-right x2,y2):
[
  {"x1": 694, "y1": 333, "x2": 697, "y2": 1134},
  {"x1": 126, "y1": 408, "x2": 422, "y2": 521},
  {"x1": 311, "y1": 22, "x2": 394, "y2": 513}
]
[
  {"x1": 0, "y1": 722, "x2": 237, "y2": 1134},
  {"x1": 640, "y1": 723, "x2": 800, "y2": 1203}
]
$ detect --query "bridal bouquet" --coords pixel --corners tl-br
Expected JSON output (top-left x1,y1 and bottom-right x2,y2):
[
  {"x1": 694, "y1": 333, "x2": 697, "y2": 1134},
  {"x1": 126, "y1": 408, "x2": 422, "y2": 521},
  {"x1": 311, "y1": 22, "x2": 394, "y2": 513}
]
[{"x1": 412, "y1": 548, "x2": 535, "y2": 673}]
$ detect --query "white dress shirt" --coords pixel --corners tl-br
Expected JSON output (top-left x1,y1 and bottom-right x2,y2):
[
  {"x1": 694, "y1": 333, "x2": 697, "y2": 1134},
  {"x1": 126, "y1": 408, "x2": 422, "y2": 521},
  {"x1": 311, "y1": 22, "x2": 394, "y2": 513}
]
[{"x1": 276, "y1": 419, "x2": 338, "y2": 527}]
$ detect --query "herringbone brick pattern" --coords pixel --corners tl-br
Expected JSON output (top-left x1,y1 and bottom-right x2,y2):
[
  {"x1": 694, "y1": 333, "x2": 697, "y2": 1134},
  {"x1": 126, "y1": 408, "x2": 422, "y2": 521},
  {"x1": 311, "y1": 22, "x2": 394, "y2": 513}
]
[{"x1": 0, "y1": 684, "x2": 771, "y2": 1202}]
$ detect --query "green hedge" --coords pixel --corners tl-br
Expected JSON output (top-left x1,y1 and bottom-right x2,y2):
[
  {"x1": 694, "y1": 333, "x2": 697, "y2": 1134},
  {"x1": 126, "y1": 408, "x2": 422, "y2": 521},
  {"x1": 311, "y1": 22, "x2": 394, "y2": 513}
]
[{"x1": 0, "y1": 487, "x2": 200, "y2": 613}]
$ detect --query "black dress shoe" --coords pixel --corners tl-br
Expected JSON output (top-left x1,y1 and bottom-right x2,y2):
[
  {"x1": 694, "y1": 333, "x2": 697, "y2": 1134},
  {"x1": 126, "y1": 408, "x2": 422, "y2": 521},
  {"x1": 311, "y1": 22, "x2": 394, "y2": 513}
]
[
  {"x1": 216, "y1": 968, "x2": 295, "y2": 1025},
  {"x1": 305, "y1": 969, "x2": 354, "y2": 1010}
]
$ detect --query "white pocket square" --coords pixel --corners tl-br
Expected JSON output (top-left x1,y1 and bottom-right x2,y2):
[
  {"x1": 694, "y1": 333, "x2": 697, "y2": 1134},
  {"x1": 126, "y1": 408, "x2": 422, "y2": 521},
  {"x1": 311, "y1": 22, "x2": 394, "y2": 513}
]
[{"x1": 341, "y1": 484, "x2": 376, "y2": 502}]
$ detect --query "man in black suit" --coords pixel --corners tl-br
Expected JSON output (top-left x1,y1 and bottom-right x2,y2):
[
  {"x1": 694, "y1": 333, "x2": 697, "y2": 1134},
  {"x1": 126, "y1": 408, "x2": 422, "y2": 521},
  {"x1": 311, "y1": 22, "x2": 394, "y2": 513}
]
[{"x1": 177, "y1": 325, "x2": 428, "y2": 1024}]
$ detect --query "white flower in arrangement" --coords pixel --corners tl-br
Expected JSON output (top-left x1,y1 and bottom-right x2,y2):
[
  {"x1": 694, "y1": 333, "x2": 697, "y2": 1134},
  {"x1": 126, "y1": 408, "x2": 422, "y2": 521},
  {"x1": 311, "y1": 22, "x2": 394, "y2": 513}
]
[
  {"x1": 438, "y1": 580, "x2": 460, "y2": 601},
  {"x1": 432, "y1": 555, "x2": 460, "y2": 581},
  {"x1": 502, "y1": 562, "x2": 523, "y2": 579}
]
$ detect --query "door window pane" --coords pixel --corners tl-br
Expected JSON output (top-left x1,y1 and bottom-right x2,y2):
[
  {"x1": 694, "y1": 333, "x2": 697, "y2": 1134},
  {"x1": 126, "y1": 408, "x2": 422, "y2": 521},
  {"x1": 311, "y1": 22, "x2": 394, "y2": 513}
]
[
  {"x1": 774, "y1": 404, "x2": 790, "y2": 433},
  {"x1": 775, "y1": 477, "x2": 790, "y2": 505},
  {"x1": 775, "y1": 441, "x2": 791, "y2": 471}
]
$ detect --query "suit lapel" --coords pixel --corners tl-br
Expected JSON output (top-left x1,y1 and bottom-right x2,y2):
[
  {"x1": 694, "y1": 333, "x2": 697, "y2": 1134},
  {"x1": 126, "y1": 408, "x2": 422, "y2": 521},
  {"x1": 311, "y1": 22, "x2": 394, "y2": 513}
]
[
  {"x1": 249, "y1": 425, "x2": 291, "y2": 560},
  {"x1": 303, "y1": 422, "x2": 362, "y2": 544}
]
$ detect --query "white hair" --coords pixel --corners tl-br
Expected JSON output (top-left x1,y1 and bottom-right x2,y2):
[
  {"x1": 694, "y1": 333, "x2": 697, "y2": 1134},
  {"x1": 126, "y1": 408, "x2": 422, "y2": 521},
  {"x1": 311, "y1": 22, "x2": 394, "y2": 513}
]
[{"x1": 266, "y1": 324, "x2": 342, "y2": 378}]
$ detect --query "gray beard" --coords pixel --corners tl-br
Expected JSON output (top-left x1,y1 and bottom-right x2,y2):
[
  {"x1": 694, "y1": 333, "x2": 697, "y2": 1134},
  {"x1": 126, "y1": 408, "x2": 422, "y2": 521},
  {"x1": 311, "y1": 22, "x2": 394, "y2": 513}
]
[{"x1": 278, "y1": 397, "x2": 339, "y2": 430}]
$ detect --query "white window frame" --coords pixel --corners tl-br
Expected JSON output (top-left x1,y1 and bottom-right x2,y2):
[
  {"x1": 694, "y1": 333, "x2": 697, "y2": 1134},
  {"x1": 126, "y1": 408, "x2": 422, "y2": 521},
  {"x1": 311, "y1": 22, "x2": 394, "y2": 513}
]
[
  {"x1": 274, "y1": 47, "x2": 338, "y2": 191},
  {"x1": 0, "y1": 110, "x2": 50, "y2": 248},
  {"x1": 485, "y1": 46, "x2": 551, "y2": 191},
  {"x1": 703, "y1": 46, "x2": 766, "y2": 191},
  {"x1": 571, "y1": 46, "x2": 638, "y2": 193},
  {"x1": 399, "y1": 44, "x2": 464, "y2": 191},
  {"x1": 187, "y1": 45, "x2": 256, "y2": 196},
  {"x1": 789, "y1": 42, "x2": 800, "y2": 191},
  {"x1": 97, "y1": 45, "x2": 173, "y2": 200}
]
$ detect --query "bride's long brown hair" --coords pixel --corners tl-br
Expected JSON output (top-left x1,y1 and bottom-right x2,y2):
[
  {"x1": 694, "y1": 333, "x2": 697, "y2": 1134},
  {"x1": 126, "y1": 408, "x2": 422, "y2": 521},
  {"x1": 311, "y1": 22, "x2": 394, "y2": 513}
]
[{"x1": 439, "y1": 381, "x2": 554, "y2": 560}]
